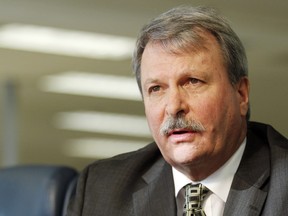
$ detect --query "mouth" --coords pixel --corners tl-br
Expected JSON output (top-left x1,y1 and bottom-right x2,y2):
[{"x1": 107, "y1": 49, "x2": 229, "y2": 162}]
[
  {"x1": 168, "y1": 129, "x2": 195, "y2": 136},
  {"x1": 165, "y1": 128, "x2": 199, "y2": 144}
]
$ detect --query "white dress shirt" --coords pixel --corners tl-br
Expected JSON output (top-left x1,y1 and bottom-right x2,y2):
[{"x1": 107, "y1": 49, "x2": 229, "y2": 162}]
[{"x1": 173, "y1": 138, "x2": 246, "y2": 216}]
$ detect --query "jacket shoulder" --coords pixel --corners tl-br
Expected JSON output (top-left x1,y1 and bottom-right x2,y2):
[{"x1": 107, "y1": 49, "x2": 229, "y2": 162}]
[
  {"x1": 86, "y1": 142, "x2": 161, "y2": 174},
  {"x1": 81, "y1": 142, "x2": 162, "y2": 196},
  {"x1": 67, "y1": 142, "x2": 162, "y2": 215},
  {"x1": 248, "y1": 121, "x2": 288, "y2": 149},
  {"x1": 248, "y1": 123, "x2": 288, "y2": 214}
]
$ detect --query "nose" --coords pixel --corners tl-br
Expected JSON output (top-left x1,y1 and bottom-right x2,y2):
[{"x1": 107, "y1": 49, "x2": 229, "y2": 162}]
[{"x1": 165, "y1": 87, "x2": 189, "y2": 117}]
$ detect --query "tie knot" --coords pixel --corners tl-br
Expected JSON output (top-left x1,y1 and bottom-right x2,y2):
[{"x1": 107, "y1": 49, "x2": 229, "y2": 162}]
[{"x1": 183, "y1": 183, "x2": 209, "y2": 216}]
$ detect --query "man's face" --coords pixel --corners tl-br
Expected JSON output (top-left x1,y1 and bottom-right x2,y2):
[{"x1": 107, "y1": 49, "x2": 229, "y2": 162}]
[{"x1": 140, "y1": 33, "x2": 249, "y2": 180}]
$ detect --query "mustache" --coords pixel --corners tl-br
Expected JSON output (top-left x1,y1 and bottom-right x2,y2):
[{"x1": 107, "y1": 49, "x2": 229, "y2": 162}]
[{"x1": 160, "y1": 115, "x2": 205, "y2": 136}]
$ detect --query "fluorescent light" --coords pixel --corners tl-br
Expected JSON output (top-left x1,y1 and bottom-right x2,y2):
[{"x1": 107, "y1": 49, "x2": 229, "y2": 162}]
[
  {"x1": 63, "y1": 138, "x2": 148, "y2": 158},
  {"x1": 39, "y1": 71, "x2": 142, "y2": 101},
  {"x1": 0, "y1": 23, "x2": 135, "y2": 60},
  {"x1": 54, "y1": 111, "x2": 151, "y2": 137}
]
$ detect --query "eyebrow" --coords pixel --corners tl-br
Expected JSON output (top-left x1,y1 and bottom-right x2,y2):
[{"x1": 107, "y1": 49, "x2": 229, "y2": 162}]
[{"x1": 143, "y1": 78, "x2": 161, "y2": 87}]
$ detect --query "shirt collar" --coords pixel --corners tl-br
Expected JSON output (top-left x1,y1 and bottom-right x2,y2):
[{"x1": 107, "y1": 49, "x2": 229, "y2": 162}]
[{"x1": 172, "y1": 138, "x2": 246, "y2": 202}]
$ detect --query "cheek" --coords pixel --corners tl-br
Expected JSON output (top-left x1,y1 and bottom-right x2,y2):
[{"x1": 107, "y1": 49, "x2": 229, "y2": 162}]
[
  {"x1": 144, "y1": 100, "x2": 163, "y2": 132},
  {"x1": 192, "y1": 95, "x2": 219, "y2": 119},
  {"x1": 192, "y1": 92, "x2": 231, "y2": 128}
]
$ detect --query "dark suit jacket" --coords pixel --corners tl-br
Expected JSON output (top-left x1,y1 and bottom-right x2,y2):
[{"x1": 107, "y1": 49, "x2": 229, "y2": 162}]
[{"x1": 67, "y1": 122, "x2": 288, "y2": 216}]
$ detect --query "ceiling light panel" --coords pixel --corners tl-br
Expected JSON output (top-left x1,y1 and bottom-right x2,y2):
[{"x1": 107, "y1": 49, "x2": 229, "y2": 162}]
[
  {"x1": 39, "y1": 71, "x2": 142, "y2": 101},
  {"x1": 0, "y1": 23, "x2": 136, "y2": 59},
  {"x1": 54, "y1": 111, "x2": 151, "y2": 138},
  {"x1": 63, "y1": 138, "x2": 149, "y2": 159}
]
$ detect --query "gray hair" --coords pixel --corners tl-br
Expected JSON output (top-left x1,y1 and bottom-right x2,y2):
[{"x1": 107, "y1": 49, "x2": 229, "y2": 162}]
[{"x1": 132, "y1": 6, "x2": 248, "y2": 92}]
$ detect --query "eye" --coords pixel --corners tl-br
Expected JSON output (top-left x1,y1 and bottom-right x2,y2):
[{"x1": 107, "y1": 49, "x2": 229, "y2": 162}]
[
  {"x1": 183, "y1": 77, "x2": 204, "y2": 89},
  {"x1": 149, "y1": 85, "x2": 161, "y2": 93},
  {"x1": 189, "y1": 78, "x2": 201, "y2": 84}
]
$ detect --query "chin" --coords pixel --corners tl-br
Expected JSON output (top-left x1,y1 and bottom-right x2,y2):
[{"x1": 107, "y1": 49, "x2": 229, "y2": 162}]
[{"x1": 169, "y1": 146, "x2": 204, "y2": 166}]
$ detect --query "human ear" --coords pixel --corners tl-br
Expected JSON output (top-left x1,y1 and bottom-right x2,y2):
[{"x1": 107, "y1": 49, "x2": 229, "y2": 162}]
[{"x1": 237, "y1": 77, "x2": 250, "y2": 117}]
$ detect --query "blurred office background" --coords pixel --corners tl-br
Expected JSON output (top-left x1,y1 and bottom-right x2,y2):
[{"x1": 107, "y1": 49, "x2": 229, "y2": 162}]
[{"x1": 0, "y1": 0, "x2": 287, "y2": 170}]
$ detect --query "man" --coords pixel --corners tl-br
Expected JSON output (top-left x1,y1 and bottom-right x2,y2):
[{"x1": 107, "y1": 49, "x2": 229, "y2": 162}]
[{"x1": 67, "y1": 6, "x2": 288, "y2": 216}]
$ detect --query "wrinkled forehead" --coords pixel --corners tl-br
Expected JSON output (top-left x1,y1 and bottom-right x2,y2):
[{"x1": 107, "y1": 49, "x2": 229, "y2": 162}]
[{"x1": 145, "y1": 28, "x2": 224, "y2": 60}]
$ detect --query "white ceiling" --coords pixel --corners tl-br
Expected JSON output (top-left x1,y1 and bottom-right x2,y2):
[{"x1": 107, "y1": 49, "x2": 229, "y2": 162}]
[{"x1": 0, "y1": 0, "x2": 287, "y2": 170}]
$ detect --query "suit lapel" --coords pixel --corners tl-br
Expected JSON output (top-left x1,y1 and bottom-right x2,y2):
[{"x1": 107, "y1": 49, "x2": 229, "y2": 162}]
[
  {"x1": 133, "y1": 158, "x2": 176, "y2": 216},
  {"x1": 224, "y1": 175, "x2": 268, "y2": 215},
  {"x1": 224, "y1": 128, "x2": 270, "y2": 216}
]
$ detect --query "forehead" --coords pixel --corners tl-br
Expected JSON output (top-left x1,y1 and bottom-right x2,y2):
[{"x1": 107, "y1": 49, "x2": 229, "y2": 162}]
[
  {"x1": 145, "y1": 29, "x2": 224, "y2": 58},
  {"x1": 142, "y1": 31, "x2": 226, "y2": 71}
]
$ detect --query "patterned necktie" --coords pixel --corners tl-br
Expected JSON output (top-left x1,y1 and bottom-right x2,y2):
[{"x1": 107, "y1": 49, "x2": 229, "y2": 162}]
[{"x1": 183, "y1": 183, "x2": 209, "y2": 216}]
